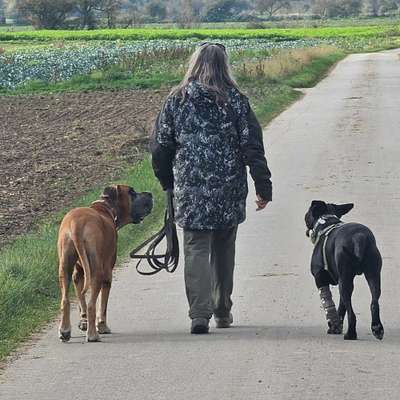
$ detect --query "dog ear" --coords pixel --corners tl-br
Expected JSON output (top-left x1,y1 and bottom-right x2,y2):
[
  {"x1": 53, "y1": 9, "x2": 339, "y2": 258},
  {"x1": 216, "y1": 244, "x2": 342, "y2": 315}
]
[
  {"x1": 310, "y1": 200, "x2": 327, "y2": 217},
  {"x1": 101, "y1": 186, "x2": 118, "y2": 203},
  {"x1": 334, "y1": 203, "x2": 354, "y2": 217}
]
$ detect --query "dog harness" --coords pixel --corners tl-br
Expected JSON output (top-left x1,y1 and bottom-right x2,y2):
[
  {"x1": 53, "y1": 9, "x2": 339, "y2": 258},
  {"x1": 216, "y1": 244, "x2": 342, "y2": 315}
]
[{"x1": 309, "y1": 215, "x2": 345, "y2": 284}]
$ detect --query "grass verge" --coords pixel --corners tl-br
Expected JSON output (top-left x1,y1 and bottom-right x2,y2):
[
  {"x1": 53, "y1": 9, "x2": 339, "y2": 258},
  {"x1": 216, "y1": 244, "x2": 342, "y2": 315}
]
[
  {"x1": 238, "y1": 47, "x2": 345, "y2": 124},
  {"x1": 0, "y1": 69, "x2": 182, "y2": 96},
  {"x1": 0, "y1": 46, "x2": 344, "y2": 362},
  {"x1": 283, "y1": 51, "x2": 345, "y2": 88}
]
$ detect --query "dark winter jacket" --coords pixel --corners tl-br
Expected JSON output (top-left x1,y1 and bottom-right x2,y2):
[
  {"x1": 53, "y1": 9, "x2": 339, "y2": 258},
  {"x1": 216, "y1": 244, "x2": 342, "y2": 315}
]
[{"x1": 150, "y1": 80, "x2": 272, "y2": 230}]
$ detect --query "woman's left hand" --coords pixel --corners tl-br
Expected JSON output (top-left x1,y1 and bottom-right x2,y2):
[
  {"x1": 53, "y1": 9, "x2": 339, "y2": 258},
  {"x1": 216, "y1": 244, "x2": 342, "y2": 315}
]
[{"x1": 255, "y1": 195, "x2": 269, "y2": 211}]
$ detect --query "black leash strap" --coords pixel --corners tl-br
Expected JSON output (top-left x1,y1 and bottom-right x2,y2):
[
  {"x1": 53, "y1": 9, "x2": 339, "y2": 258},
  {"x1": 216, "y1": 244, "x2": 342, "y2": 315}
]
[{"x1": 130, "y1": 190, "x2": 179, "y2": 275}]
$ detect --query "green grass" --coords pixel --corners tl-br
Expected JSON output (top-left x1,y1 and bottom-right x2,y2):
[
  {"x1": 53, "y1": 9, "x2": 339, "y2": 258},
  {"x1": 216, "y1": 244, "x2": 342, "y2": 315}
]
[
  {"x1": 0, "y1": 47, "x2": 344, "y2": 361},
  {"x1": 0, "y1": 158, "x2": 164, "y2": 360},
  {"x1": 250, "y1": 82, "x2": 303, "y2": 125},
  {"x1": 283, "y1": 52, "x2": 345, "y2": 88},
  {"x1": 239, "y1": 51, "x2": 345, "y2": 124},
  {"x1": 0, "y1": 68, "x2": 182, "y2": 96},
  {"x1": 0, "y1": 40, "x2": 51, "y2": 52},
  {"x1": 0, "y1": 25, "x2": 398, "y2": 42},
  {"x1": 0, "y1": 25, "x2": 32, "y2": 32}
]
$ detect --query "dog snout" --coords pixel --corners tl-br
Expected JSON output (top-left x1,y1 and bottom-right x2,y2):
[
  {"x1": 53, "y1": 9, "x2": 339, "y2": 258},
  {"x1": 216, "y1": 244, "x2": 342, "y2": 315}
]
[
  {"x1": 143, "y1": 193, "x2": 153, "y2": 213},
  {"x1": 147, "y1": 198, "x2": 154, "y2": 213}
]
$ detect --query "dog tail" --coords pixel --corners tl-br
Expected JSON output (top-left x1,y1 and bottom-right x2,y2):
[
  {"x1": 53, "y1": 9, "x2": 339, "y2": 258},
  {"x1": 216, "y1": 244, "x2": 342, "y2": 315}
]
[{"x1": 73, "y1": 237, "x2": 91, "y2": 295}]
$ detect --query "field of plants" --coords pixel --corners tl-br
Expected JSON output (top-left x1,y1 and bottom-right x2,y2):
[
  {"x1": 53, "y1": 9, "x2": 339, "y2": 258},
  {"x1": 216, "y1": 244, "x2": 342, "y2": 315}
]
[
  {"x1": 0, "y1": 25, "x2": 398, "y2": 41},
  {"x1": 0, "y1": 23, "x2": 399, "y2": 91},
  {"x1": 0, "y1": 38, "x2": 326, "y2": 90}
]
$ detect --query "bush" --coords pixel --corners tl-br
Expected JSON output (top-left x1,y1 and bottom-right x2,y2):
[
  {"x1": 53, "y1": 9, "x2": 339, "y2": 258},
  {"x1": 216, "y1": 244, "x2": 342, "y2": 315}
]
[
  {"x1": 16, "y1": 0, "x2": 75, "y2": 29},
  {"x1": 246, "y1": 21, "x2": 266, "y2": 29}
]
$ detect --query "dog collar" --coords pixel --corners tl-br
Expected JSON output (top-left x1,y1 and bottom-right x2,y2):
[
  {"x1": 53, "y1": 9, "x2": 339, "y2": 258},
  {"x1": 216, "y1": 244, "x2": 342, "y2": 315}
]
[
  {"x1": 91, "y1": 200, "x2": 118, "y2": 225},
  {"x1": 308, "y1": 214, "x2": 343, "y2": 245}
]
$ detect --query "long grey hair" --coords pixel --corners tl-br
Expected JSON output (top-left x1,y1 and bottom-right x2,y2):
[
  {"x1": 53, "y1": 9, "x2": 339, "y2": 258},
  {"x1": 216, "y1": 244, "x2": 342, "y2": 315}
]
[{"x1": 171, "y1": 43, "x2": 241, "y2": 104}]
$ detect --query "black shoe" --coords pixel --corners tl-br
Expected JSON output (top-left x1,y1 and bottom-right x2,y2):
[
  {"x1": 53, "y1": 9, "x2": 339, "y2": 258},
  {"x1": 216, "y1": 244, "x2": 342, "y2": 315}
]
[
  {"x1": 190, "y1": 318, "x2": 209, "y2": 334},
  {"x1": 215, "y1": 313, "x2": 233, "y2": 329}
]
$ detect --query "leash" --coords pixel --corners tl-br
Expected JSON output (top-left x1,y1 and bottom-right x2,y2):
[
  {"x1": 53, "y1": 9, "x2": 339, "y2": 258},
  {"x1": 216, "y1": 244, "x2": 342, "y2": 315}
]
[{"x1": 130, "y1": 190, "x2": 179, "y2": 275}]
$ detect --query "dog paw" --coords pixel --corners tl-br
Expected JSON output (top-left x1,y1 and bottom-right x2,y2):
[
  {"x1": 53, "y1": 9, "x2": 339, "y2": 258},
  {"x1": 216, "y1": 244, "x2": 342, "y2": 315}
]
[
  {"x1": 327, "y1": 325, "x2": 343, "y2": 335},
  {"x1": 86, "y1": 333, "x2": 101, "y2": 342},
  {"x1": 372, "y1": 324, "x2": 384, "y2": 340},
  {"x1": 327, "y1": 320, "x2": 343, "y2": 335},
  {"x1": 96, "y1": 321, "x2": 111, "y2": 334},
  {"x1": 59, "y1": 329, "x2": 71, "y2": 342},
  {"x1": 344, "y1": 331, "x2": 357, "y2": 340},
  {"x1": 78, "y1": 319, "x2": 88, "y2": 332}
]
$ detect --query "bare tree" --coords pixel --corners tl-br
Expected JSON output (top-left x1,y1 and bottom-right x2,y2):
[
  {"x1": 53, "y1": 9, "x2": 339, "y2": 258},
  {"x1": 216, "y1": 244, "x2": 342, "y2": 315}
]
[
  {"x1": 5, "y1": 0, "x2": 21, "y2": 22},
  {"x1": 312, "y1": 0, "x2": 330, "y2": 16},
  {"x1": 255, "y1": 0, "x2": 291, "y2": 18},
  {"x1": 97, "y1": 0, "x2": 122, "y2": 27},
  {"x1": 312, "y1": 0, "x2": 362, "y2": 17},
  {"x1": 75, "y1": 0, "x2": 101, "y2": 28},
  {"x1": 0, "y1": 0, "x2": 6, "y2": 24},
  {"x1": 146, "y1": 0, "x2": 166, "y2": 20},
  {"x1": 175, "y1": 0, "x2": 203, "y2": 27},
  {"x1": 15, "y1": 0, "x2": 74, "y2": 28},
  {"x1": 369, "y1": 0, "x2": 380, "y2": 15},
  {"x1": 204, "y1": 0, "x2": 249, "y2": 22},
  {"x1": 380, "y1": 0, "x2": 400, "y2": 13},
  {"x1": 122, "y1": 0, "x2": 145, "y2": 26}
]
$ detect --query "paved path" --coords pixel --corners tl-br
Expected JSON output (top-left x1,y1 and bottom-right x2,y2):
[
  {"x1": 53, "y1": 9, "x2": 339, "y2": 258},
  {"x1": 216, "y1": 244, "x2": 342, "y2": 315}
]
[{"x1": 1, "y1": 50, "x2": 400, "y2": 400}]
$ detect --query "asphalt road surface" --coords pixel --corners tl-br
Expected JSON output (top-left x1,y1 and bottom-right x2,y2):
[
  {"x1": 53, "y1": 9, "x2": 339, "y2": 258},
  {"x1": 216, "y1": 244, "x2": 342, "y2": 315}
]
[{"x1": 1, "y1": 50, "x2": 400, "y2": 400}]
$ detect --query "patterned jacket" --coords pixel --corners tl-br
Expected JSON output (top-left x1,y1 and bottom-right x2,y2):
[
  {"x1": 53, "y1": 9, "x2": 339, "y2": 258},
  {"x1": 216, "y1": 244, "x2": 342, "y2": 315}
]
[{"x1": 151, "y1": 81, "x2": 272, "y2": 230}]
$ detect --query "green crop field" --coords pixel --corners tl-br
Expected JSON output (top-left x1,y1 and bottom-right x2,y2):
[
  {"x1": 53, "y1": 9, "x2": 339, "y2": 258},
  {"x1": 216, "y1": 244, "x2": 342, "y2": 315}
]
[{"x1": 0, "y1": 25, "x2": 399, "y2": 42}]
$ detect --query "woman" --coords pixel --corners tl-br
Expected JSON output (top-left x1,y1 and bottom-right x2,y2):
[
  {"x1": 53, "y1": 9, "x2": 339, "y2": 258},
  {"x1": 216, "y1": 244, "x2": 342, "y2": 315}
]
[{"x1": 151, "y1": 42, "x2": 272, "y2": 334}]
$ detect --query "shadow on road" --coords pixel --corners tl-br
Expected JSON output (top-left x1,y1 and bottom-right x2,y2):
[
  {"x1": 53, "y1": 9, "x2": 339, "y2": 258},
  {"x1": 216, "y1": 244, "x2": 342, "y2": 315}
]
[
  {"x1": 61, "y1": 324, "x2": 400, "y2": 346},
  {"x1": 85, "y1": 325, "x2": 330, "y2": 345}
]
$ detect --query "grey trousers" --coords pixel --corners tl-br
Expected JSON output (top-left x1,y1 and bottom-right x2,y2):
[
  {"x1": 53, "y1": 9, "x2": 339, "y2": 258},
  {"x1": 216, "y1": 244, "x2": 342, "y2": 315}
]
[{"x1": 183, "y1": 226, "x2": 238, "y2": 320}]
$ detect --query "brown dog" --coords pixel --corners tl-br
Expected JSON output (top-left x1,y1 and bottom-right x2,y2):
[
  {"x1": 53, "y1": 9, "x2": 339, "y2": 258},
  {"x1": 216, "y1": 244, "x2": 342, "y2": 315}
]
[{"x1": 57, "y1": 184, "x2": 153, "y2": 342}]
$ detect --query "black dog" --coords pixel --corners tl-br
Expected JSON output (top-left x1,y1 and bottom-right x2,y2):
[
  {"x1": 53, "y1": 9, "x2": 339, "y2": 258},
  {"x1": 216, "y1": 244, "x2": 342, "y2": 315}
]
[{"x1": 305, "y1": 200, "x2": 384, "y2": 340}]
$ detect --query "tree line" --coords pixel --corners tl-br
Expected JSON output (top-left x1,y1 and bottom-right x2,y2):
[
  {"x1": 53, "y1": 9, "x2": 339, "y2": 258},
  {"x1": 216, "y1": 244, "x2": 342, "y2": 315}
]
[{"x1": 1, "y1": 0, "x2": 399, "y2": 29}]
